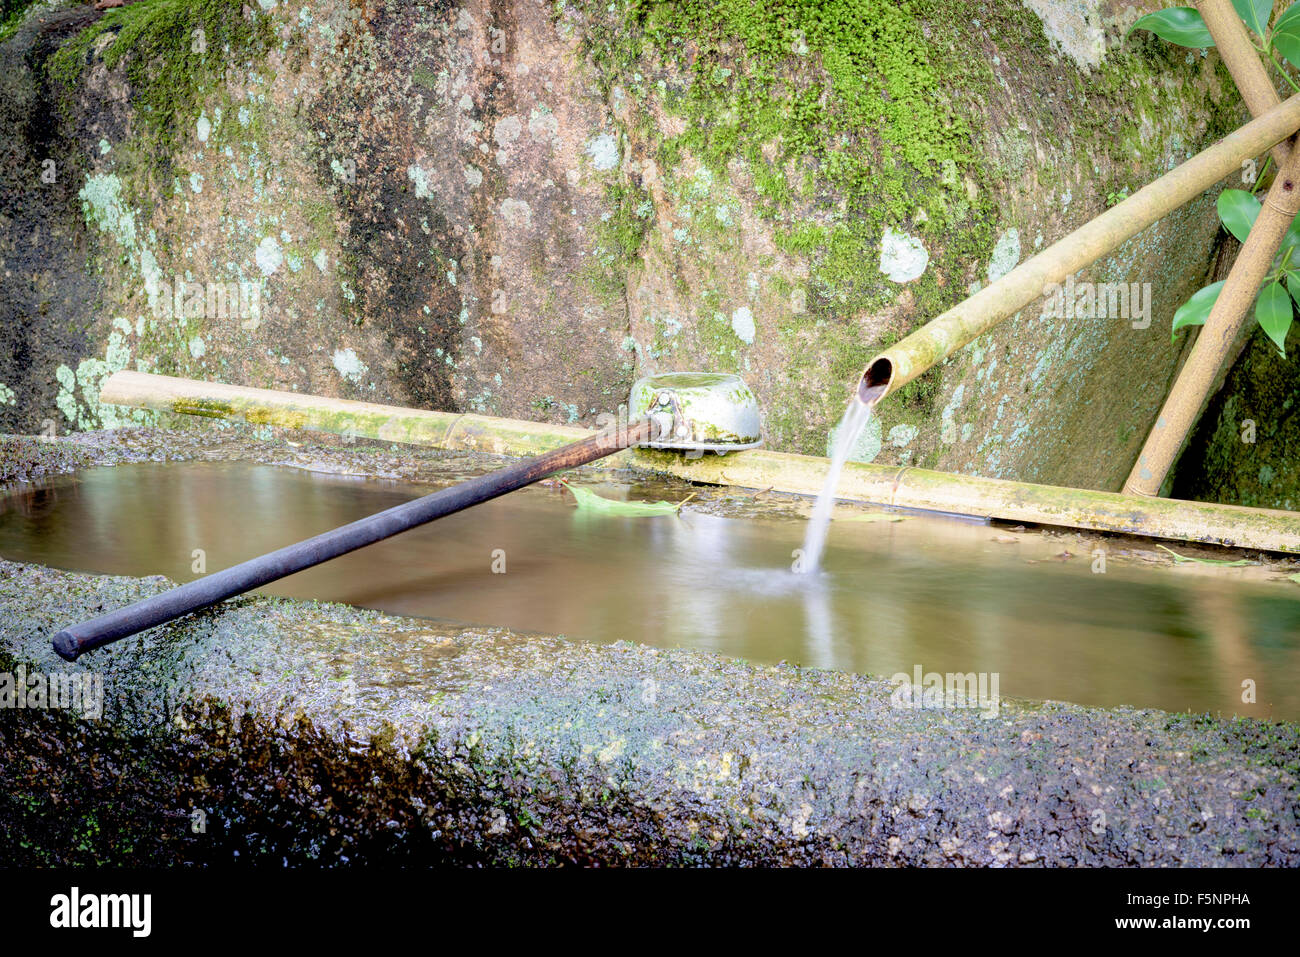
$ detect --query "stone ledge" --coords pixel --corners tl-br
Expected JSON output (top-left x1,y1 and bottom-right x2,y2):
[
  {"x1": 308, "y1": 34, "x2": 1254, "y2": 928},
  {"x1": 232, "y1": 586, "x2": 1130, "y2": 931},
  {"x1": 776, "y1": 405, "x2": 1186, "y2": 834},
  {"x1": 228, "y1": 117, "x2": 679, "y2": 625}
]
[{"x1": 1, "y1": 557, "x2": 1295, "y2": 866}]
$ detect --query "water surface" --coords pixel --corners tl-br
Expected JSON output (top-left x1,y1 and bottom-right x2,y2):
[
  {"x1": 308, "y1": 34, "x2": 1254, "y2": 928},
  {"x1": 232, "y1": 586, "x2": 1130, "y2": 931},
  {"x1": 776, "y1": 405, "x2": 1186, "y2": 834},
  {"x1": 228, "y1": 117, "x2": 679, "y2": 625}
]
[{"x1": 2, "y1": 461, "x2": 1298, "y2": 720}]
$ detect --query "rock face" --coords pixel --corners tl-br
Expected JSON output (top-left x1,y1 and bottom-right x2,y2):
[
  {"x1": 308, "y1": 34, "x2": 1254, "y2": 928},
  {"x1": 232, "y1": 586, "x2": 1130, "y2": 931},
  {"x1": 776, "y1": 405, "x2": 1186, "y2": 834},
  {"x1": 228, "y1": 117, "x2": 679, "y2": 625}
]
[
  {"x1": 1171, "y1": 332, "x2": 1300, "y2": 510},
  {"x1": 0, "y1": 0, "x2": 1258, "y2": 491},
  {"x1": 0, "y1": 4, "x2": 104, "y2": 436}
]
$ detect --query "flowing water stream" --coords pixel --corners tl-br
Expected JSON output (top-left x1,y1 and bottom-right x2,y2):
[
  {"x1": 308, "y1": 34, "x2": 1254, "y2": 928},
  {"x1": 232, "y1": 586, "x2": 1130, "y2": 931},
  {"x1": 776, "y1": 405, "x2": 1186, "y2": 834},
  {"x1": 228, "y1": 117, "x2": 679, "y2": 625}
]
[
  {"x1": 3, "y1": 460, "x2": 1299, "y2": 720},
  {"x1": 800, "y1": 385, "x2": 886, "y2": 574}
]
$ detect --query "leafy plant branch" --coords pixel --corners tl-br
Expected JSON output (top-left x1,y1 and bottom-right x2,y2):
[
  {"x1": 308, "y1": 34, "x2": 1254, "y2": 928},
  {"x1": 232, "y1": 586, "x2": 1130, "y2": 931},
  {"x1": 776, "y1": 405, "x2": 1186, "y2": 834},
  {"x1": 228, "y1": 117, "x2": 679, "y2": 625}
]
[{"x1": 1132, "y1": 0, "x2": 1300, "y2": 355}]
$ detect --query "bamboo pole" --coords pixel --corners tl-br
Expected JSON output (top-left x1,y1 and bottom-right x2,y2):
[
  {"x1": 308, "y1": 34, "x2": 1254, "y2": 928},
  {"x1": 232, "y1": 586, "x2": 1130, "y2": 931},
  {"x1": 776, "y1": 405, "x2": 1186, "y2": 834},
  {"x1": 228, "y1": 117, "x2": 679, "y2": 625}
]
[
  {"x1": 100, "y1": 370, "x2": 594, "y2": 457},
  {"x1": 855, "y1": 92, "x2": 1300, "y2": 401},
  {"x1": 1197, "y1": 0, "x2": 1291, "y2": 166},
  {"x1": 631, "y1": 448, "x2": 1300, "y2": 553},
  {"x1": 96, "y1": 371, "x2": 1300, "y2": 554},
  {"x1": 1123, "y1": 1, "x2": 1300, "y2": 496}
]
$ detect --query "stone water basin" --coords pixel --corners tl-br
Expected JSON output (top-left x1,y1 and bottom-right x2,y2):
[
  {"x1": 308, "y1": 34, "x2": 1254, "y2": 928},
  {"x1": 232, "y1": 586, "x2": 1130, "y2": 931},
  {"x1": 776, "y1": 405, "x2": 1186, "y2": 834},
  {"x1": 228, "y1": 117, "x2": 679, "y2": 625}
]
[{"x1": 0, "y1": 426, "x2": 1296, "y2": 866}]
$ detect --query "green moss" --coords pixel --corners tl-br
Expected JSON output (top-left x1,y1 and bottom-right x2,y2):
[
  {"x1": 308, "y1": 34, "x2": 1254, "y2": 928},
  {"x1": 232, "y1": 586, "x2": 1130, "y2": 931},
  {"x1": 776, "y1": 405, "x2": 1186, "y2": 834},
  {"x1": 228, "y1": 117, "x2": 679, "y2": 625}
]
[
  {"x1": 563, "y1": 0, "x2": 1012, "y2": 452},
  {"x1": 170, "y1": 398, "x2": 233, "y2": 418},
  {"x1": 1087, "y1": 34, "x2": 1241, "y2": 203},
  {"x1": 302, "y1": 197, "x2": 339, "y2": 252},
  {"x1": 411, "y1": 67, "x2": 439, "y2": 89},
  {"x1": 48, "y1": 0, "x2": 275, "y2": 181},
  {"x1": 585, "y1": 178, "x2": 654, "y2": 303},
  {"x1": 0, "y1": 0, "x2": 42, "y2": 45},
  {"x1": 604, "y1": 178, "x2": 654, "y2": 260},
  {"x1": 0, "y1": 0, "x2": 37, "y2": 19},
  {"x1": 570, "y1": 0, "x2": 995, "y2": 316},
  {"x1": 1171, "y1": 332, "x2": 1300, "y2": 509}
]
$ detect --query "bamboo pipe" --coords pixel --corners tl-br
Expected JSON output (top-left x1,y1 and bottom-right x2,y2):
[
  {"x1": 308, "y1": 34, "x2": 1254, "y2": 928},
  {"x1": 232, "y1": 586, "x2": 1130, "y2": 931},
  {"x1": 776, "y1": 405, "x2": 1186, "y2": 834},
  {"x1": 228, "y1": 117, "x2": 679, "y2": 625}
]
[
  {"x1": 1197, "y1": 0, "x2": 1291, "y2": 166},
  {"x1": 1124, "y1": 133, "x2": 1300, "y2": 495},
  {"x1": 96, "y1": 372, "x2": 1300, "y2": 554},
  {"x1": 632, "y1": 448, "x2": 1300, "y2": 553},
  {"x1": 101, "y1": 370, "x2": 595, "y2": 456},
  {"x1": 856, "y1": 92, "x2": 1300, "y2": 402},
  {"x1": 52, "y1": 416, "x2": 654, "y2": 661}
]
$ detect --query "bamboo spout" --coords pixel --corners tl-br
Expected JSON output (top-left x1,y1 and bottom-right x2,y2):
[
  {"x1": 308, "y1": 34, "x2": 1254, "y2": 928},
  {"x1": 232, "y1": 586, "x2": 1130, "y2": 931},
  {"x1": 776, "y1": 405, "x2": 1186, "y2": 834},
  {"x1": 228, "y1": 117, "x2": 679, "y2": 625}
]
[
  {"x1": 857, "y1": 92, "x2": 1300, "y2": 400},
  {"x1": 858, "y1": 356, "x2": 893, "y2": 403}
]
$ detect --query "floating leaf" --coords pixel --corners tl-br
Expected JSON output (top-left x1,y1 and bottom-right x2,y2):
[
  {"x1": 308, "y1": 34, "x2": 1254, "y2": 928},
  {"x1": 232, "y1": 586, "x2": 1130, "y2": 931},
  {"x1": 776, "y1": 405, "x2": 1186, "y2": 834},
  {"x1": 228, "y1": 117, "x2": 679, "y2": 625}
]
[
  {"x1": 1172, "y1": 280, "x2": 1226, "y2": 340},
  {"x1": 1156, "y1": 543, "x2": 1255, "y2": 566},
  {"x1": 1130, "y1": 8, "x2": 1216, "y2": 47},
  {"x1": 561, "y1": 481, "x2": 689, "y2": 516},
  {"x1": 1233, "y1": 0, "x2": 1273, "y2": 37},
  {"x1": 1273, "y1": 1, "x2": 1300, "y2": 64},
  {"x1": 1255, "y1": 280, "x2": 1293, "y2": 355},
  {"x1": 1288, "y1": 572, "x2": 1300, "y2": 584},
  {"x1": 1217, "y1": 188, "x2": 1261, "y2": 243}
]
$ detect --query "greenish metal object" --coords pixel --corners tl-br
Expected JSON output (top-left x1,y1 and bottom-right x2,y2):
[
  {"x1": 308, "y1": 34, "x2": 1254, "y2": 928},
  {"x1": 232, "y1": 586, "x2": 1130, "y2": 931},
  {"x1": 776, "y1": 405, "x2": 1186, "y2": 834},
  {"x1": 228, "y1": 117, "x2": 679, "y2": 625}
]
[{"x1": 628, "y1": 372, "x2": 763, "y2": 452}]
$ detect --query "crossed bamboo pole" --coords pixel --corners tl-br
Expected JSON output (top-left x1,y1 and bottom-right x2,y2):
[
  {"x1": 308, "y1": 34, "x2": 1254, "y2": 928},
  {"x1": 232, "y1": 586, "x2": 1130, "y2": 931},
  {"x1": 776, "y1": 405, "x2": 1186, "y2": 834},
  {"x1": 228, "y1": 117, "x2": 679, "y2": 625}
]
[
  {"x1": 1124, "y1": 0, "x2": 1299, "y2": 495},
  {"x1": 1198, "y1": 0, "x2": 1291, "y2": 167}
]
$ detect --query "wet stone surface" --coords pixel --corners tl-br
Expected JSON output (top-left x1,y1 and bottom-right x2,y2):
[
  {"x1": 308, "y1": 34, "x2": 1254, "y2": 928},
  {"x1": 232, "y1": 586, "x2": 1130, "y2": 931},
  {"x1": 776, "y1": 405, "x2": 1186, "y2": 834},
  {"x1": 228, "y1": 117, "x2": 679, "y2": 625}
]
[{"x1": 0, "y1": 428, "x2": 1297, "y2": 865}]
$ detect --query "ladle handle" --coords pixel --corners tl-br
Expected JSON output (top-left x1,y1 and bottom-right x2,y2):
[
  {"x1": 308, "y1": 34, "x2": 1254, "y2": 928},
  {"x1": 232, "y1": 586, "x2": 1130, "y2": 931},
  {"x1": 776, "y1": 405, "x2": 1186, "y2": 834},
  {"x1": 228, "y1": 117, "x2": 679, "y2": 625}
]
[{"x1": 52, "y1": 419, "x2": 653, "y2": 662}]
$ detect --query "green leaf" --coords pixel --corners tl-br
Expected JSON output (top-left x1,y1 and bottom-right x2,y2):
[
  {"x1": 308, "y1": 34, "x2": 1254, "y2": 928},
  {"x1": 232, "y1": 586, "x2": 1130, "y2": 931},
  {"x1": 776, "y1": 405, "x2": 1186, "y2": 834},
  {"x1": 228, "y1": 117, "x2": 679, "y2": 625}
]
[
  {"x1": 1273, "y1": 1, "x2": 1300, "y2": 63},
  {"x1": 1233, "y1": 0, "x2": 1273, "y2": 37},
  {"x1": 1256, "y1": 280, "x2": 1294, "y2": 355},
  {"x1": 1281, "y1": 216, "x2": 1300, "y2": 254},
  {"x1": 561, "y1": 481, "x2": 689, "y2": 516},
  {"x1": 1288, "y1": 572, "x2": 1300, "y2": 584},
  {"x1": 1171, "y1": 280, "x2": 1226, "y2": 340},
  {"x1": 1129, "y1": 8, "x2": 1216, "y2": 47},
  {"x1": 1284, "y1": 270, "x2": 1300, "y2": 308},
  {"x1": 1156, "y1": 544, "x2": 1255, "y2": 566},
  {"x1": 1217, "y1": 188, "x2": 1262, "y2": 242}
]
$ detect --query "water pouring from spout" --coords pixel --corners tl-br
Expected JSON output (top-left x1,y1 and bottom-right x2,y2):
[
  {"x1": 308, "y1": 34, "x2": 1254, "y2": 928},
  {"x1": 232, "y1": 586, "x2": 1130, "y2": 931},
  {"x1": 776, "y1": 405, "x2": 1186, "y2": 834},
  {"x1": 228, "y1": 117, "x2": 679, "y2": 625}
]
[{"x1": 797, "y1": 367, "x2": 890, "y2": 575}]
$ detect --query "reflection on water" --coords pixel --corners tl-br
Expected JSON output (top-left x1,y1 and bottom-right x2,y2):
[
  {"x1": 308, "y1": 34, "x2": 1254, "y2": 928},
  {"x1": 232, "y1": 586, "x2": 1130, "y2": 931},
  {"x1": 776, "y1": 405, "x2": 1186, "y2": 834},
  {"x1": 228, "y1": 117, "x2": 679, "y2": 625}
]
[{"x1": 2, "y1": 461, "x2": 1299, "y2": 720}]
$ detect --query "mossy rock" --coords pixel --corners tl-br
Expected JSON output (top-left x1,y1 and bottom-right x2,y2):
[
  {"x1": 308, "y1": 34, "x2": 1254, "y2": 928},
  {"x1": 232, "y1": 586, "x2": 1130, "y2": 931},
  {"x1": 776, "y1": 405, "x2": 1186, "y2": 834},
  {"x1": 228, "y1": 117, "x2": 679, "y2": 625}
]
[{"x1": 0, "y1": 0, "x2": 1250, "y2": 496}]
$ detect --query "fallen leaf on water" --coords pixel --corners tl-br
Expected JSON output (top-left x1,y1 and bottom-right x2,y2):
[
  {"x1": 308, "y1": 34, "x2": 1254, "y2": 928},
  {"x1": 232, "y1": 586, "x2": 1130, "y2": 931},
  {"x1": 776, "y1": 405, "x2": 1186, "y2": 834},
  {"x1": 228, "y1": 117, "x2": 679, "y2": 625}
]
[
  {"x1": 1156, "y1": 543, "x2": 1255, "y2": 567},
  {"x1": 561, "y1": 481, "x2": 691, "y2": 516}
]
